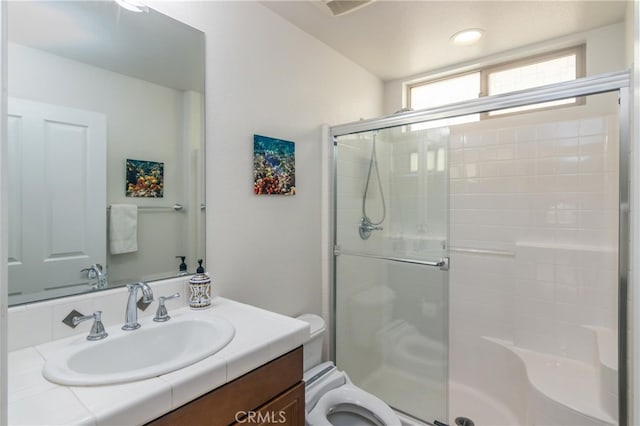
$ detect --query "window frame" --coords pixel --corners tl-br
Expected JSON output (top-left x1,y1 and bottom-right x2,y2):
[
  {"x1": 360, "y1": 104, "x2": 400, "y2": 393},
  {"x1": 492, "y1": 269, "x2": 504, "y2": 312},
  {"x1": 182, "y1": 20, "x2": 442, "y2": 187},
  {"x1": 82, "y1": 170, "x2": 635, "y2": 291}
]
[{"x1": 406, "y1": 44, "x2": 586, "y2": 118}]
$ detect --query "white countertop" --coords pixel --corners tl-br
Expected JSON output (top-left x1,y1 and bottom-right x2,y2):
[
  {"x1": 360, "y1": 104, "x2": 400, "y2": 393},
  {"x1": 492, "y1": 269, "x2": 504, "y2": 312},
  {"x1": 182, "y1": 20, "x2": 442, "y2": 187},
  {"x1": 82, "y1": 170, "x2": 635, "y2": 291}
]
[{"x1": 8, "y1": 297, "x2": 309, "y2": 426}]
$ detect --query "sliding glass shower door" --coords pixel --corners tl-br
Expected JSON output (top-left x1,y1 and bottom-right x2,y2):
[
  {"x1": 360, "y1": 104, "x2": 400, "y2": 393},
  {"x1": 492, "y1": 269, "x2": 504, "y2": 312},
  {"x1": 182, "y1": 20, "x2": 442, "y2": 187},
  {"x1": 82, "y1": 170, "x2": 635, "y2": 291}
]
[{"x1": 334, "y1": 124, "x2": 450, "y2": 424}]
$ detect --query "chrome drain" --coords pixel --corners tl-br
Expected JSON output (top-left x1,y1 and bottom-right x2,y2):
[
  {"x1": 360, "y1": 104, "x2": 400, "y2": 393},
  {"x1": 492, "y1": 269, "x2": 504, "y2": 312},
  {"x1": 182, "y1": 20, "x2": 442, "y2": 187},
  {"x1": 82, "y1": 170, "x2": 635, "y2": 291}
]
[{"x1": 455, "y1": 417, "x2": 475, "y2": 426}]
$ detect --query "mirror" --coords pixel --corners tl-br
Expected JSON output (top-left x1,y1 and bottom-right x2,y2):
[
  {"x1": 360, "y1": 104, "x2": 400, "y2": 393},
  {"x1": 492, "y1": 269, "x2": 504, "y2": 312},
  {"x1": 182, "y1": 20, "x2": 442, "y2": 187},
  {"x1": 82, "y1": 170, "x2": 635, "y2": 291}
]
[{"x1": 7, "y1": 1, "x2": 205, "y2": 305}]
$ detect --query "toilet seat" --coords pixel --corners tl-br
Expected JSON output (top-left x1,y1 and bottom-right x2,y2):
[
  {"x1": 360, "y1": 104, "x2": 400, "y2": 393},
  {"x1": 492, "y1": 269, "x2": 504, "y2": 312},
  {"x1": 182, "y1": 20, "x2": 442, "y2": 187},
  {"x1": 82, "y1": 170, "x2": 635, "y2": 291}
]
[{"x1": 307, "y1": 383, "x2": 401, "y2": 426}]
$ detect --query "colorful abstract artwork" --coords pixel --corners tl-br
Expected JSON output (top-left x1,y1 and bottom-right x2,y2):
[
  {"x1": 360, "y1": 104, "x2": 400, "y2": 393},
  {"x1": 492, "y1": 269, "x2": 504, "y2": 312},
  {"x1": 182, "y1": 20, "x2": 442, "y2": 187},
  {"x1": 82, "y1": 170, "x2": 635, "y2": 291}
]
[
  {"x1": 126, "y1": 159, "x2": 164, "y2": 198},
  {"x1": 253, "y1": 135, "x2": 296, "y2": 195}
]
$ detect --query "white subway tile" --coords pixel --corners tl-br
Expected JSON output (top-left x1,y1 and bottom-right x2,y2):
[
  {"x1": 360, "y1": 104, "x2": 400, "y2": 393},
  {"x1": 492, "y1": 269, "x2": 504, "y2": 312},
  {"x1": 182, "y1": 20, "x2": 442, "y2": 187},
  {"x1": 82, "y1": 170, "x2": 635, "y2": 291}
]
[
  {"x1": 497, "y1": 128, "x2": 516, "y2": 144},
  {"x1": 531, "y1": 209, "x2": 556, "y2": 227},
  {"x1": 579, "y1": 134, "x2": 606, "y2": 156},
  {"x1": 556, "y1": 120, "x2": 580, "y2": 138},
  {"x1": 534, "y1": 175, "x2": 557, "y2": 192},
  {"x1": 557, "y1": 210, "x2": 578, "y2": 227},
  {"x1": 465, "y1": 131, "x2": 498, "y2": 147},
  {"x1": 449, "y1": 148, "x2": 464, "y2": 165},
  {"x1": 579, "y1": 117, "x2": 605, "y2": 136},
  {"x1": 495, "y1": 145, "x2": 515, "y2": 160},
  {"x1": 556, "y1": 156, "x2": 579, "y2": 174},
  {"x1": 535, "y1": 264, "x2": 555, "y2": 282},
  {"x1": 449, "y1": 134, "x2": 465, "y2": 149},
  {"x1": 517, "y1": 227, "x2": 556, "y2": 245},
  {"x1": 553, "y1": 301, "x2": 586, "y2": 325},
  {"x1": 450, "y1": 178, "x2": 466, "y2": 194},
  {"x1": 556, "y1": 138, "x2": 580, "y2": 156},
  {"x1": 537, "y1": 139, "x2": 557, "y2": 157},
  {"x1": 516, "y1": 126, "x2": 537, "y2": 142},
  {"x1": 536, "y1": 158, "x2": 556, "y2": 175},
  {"x1": 579, "y1": 210, "x2": 606, "y2": 229},
  {"x1": 579, "y1": 154, "x2": 605, "y2": 173},
  {"x1": 579, "y1": 192, "x2": 606, "y2": 210},
  {"x1": 556, "y1": 283, "x2": 579, "y2": 304},
  {"x1": 554, "y1": 229, "x2": 583, "y2": 246},
  {"x1": 537, "y1": 123, "x2": 558, "y2": 140},
  {"x1": 554, "y1": 174, "x2": 581, "y2": 192},
  {"x1": 515, "y1": 140, "x2": 539, "y2": 159}
]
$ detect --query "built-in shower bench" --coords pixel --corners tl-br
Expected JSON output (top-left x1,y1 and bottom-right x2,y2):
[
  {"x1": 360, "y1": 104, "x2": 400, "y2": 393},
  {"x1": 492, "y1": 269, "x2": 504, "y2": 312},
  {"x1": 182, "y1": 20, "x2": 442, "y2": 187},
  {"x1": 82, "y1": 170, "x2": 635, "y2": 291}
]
[{"x1": 484, "y1": 333, "x2": 616, "y2": 426}]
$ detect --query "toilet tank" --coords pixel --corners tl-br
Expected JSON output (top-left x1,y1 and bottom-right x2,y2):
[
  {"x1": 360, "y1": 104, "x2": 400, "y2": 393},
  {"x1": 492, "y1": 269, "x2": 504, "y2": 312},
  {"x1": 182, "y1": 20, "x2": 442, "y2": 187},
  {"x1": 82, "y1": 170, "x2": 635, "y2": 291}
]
[
  {"x1": 296, "y1": 314, "x2": 326, "y2": 372},
  {"x1": 349, "y1": 285, "x2": 395, "y2": 348}
]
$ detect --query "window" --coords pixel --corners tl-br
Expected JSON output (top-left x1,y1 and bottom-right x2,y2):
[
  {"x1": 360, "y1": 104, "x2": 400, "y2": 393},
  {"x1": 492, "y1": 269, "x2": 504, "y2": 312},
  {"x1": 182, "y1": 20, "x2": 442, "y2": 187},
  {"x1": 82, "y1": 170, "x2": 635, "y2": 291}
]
[
  {"x1": 407, "y1": 45, "x2": 585, "y2": 118},
  {"x1": 408, "y1": 72, "x2": 480, "y2": 110},
  {"x1": 408, "y1": 73, "x2": 481, "y2": 129}
]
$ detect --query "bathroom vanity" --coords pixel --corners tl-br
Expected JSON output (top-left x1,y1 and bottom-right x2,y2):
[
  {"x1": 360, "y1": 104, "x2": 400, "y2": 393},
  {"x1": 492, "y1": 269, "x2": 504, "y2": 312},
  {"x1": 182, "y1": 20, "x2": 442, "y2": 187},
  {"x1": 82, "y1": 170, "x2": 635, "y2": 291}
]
[
  {"x1": 148, "y1": 347, "x2": 304, "y2": 426},
  {"x1": 7, "y1": 281, "x2": 309, "y2": 425}
]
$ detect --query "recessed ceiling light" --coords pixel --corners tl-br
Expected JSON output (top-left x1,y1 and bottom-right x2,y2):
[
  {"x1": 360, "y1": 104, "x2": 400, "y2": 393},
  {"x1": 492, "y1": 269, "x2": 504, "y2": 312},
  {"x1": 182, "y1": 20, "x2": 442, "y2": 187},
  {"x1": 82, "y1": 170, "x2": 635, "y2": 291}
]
[{"x1": 451, "y1": 28, "x2": 484, "y2": 45}]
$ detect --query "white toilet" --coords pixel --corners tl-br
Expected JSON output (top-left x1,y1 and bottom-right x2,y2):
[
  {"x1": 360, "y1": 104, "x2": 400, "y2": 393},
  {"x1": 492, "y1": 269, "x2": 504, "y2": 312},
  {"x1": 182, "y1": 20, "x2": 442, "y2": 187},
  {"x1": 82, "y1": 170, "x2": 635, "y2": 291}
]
[
  {"x1": 377, "y1": 319, "x2": 446, "y2": 381},
  {"x1": 297, "y1": 314, "x2": 402, "y2": 426}
]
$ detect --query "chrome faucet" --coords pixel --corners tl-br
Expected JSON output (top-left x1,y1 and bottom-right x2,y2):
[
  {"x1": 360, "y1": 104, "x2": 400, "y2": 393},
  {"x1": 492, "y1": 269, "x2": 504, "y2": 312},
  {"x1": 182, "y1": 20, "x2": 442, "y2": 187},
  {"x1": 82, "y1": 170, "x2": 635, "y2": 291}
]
[
  {"x1": 81, "y1": 264, "x2": 107, "y2": 289},
  {"x1": 122, "y1": 282, "x2": 154, "y2": 331}
]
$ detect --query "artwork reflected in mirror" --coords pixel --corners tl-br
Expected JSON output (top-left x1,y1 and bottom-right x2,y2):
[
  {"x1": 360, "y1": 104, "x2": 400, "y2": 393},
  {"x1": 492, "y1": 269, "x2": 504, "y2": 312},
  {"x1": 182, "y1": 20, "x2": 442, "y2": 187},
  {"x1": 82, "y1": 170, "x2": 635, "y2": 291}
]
[
  {"x1": 126, "y1": 159, "x2": 165, "y2": 198},
  {"x1": 7, "y1": 1, "x2": 205, "y2": 305}
]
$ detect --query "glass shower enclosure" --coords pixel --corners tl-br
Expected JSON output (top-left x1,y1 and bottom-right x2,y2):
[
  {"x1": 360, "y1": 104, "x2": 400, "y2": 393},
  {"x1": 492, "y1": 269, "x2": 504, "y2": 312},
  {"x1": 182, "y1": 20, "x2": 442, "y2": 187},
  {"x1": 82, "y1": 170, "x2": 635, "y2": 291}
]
[
  {"x1": 330, "y1": 70, "x2": 630, "y2": 426},
  {"x1": 333, "y1": 124, "x2": 450, "y2": 423}
]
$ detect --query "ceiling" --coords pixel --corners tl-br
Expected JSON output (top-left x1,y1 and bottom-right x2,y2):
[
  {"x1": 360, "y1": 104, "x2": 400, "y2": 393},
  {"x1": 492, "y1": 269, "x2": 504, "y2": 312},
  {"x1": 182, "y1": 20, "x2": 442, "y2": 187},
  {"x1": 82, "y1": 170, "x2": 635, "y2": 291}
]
[{"x1": 261, "y1": 0, "x2": 629, "y2": 81}]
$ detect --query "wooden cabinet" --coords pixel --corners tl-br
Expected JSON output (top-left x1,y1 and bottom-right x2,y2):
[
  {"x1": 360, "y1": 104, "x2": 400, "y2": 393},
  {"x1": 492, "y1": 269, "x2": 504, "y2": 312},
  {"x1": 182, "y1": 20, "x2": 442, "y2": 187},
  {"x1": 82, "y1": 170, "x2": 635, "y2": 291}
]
[
  {"x1": 147, "y1": 347, "x2": 304, "y2": 426},
  {"x1": 236, "y1": 382, "x2": 304, "y2": 426}
]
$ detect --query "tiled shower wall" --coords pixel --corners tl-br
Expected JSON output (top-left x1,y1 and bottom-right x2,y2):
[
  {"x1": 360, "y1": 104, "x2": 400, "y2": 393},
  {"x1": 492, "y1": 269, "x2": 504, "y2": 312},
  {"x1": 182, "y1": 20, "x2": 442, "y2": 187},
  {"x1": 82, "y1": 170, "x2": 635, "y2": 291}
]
[{"x1": 449, "y1": 102, "x2": 619, "y2": 375}]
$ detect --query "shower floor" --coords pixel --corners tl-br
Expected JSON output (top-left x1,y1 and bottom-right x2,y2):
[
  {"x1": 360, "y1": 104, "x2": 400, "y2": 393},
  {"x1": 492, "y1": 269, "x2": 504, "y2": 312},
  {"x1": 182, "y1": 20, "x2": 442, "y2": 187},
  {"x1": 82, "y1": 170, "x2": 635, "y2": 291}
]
[
  {"x1": 449, "y1": 381, "x2": 521, "y2": 426},
  {"x1": 359, "y1": 364, "x2": 445, "y2": 423},
  {"x1": 358, "y1": 365, "x2": 519, "y2": 426}
]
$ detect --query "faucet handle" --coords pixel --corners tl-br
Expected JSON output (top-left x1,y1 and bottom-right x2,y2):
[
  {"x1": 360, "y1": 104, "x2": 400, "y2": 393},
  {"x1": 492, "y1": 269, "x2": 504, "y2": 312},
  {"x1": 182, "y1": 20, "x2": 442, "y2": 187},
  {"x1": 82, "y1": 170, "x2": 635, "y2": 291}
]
[
  {"x1": 72, "y1": 310, "x2": 108, "y2": 341},
  {"x1": 153, "y1": 293, "x2": 180, "y2": 322},
  {"x1": 81, "y1": 264, "x2": 104, "y2": 279},
  {"x1": 81, "y1": 266, "x2": 97, "y2": 279}
]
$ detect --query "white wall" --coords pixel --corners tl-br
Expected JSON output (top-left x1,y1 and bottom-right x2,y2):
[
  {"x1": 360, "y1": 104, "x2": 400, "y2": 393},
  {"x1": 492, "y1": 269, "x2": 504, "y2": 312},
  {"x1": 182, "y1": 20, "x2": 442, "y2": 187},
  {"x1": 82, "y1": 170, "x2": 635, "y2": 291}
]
[
  {"x1": 0, "y1": 0, "x2": 7, "y2": 422},
  {"x1": 148, "y1": 1, "x2": 383, "y2": 316},
  {"x1": 383, "y1": 22, "x2": 627, "y2": 115}
]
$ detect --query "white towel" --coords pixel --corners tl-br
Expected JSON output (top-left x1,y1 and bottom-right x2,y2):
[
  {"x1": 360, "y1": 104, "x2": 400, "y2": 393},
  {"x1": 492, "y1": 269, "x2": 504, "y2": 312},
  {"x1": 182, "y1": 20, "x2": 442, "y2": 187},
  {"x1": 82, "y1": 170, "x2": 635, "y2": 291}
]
[{"x1": 110, "y1": 204, "x2": 138, "y2": 254}]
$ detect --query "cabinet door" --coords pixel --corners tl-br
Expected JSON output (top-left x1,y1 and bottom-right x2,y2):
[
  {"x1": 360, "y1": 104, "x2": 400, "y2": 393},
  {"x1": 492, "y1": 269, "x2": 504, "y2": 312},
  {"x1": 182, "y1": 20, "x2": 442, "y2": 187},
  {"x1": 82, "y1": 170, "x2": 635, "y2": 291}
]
[
  {"x1": 147, "y1": 347, "x2": 303, "y2": 426},
  {"x1": 248, "y1": 382, "x2": 305, "y2": 426}
]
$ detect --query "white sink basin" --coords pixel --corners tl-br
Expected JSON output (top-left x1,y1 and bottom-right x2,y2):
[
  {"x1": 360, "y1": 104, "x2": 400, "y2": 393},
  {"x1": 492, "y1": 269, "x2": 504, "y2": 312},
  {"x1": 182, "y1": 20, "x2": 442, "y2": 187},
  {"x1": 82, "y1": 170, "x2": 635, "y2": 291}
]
[{"x1": 43, "y1": 311, "x2": 235, "y2": 386}]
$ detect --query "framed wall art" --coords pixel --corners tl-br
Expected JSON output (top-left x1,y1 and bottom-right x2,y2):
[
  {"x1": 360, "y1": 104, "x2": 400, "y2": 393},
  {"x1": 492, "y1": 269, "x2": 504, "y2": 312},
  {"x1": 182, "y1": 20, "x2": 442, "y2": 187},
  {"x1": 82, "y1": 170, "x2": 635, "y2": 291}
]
[{"x1": 253, "y1": 134, "x2": 296, "y2": 195}]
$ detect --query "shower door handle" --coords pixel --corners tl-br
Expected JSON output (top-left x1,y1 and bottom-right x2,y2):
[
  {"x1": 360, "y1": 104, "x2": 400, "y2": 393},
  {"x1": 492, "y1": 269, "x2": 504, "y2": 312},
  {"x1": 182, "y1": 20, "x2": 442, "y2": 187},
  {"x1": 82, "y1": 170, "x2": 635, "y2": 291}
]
[{"x1": 334, "y1": 246, "x2": 450, "y2": 271}]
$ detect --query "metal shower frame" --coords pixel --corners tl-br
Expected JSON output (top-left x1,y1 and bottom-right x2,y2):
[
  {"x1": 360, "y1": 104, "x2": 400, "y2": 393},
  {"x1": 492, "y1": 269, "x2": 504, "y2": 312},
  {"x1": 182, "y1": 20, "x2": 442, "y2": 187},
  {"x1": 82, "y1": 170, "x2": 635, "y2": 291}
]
[{"x1": 328, "y1": 69, "x2": 631, "y2": 425}]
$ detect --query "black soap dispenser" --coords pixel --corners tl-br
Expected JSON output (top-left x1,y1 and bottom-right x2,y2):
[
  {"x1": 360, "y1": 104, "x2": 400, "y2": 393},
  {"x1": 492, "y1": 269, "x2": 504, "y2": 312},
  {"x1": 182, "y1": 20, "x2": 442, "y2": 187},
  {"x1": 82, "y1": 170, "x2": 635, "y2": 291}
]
[
  {"x1": 189, "y1": 259, "x2": 211, "y2": 309},
  {"x1": 176, "y1": 256, "x2": 188, "y2": 275}
]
